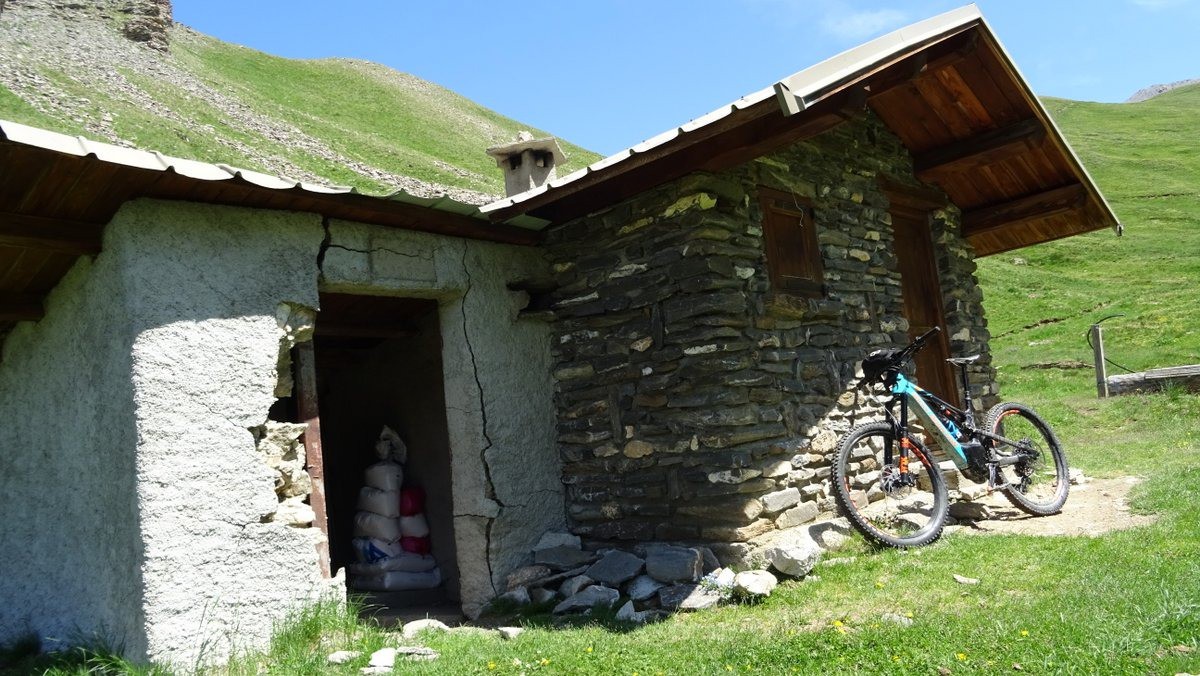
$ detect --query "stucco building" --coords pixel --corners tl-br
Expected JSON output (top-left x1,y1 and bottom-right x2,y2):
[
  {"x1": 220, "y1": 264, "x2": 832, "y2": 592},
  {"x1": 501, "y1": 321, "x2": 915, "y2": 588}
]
[{"x1": 0, "y1": 5, "x2": 1119, "y2": 666}]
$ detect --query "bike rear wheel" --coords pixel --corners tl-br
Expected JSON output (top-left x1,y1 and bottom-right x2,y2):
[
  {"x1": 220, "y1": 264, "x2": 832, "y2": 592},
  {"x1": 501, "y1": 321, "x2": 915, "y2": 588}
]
[
  {"x1": 985, "y1": 402, "x2": 1069, "y2": 515},
  {"x1": 832, "y1": 422, "x2": 948, "y2": 548}
]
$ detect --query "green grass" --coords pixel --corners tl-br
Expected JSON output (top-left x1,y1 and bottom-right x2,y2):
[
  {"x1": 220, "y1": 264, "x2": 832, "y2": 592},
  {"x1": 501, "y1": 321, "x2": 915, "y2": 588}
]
[{"x1": 1, "y1": 24, "x2": 601, "y2": 197}]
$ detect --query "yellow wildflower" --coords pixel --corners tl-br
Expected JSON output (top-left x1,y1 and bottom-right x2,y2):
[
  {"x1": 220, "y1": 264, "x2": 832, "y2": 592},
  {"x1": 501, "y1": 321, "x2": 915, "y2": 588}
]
[
  {"x1": 832, "y1": 620, "x2": 844, "y2": 627},
  {"x1": 487, "y1": 662, "x2": 496, "y2": 670},
  {"x1": 586, "y1": 646, "x2": 594, "y2": 654},
  {"x1": 1020, "y1": 629, "x2": 1029, "y2": 637},
  {"x1": 956, "y1": 652, "x2": 967, "y2": 661},
  {"x1": 540, "y1": 658, "x2": 550, "y2": 666}
]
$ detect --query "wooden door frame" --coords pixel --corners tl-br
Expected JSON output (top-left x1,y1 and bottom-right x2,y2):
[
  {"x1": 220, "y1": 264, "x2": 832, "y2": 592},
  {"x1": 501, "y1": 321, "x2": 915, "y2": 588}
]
[
  {"x1": 295, "y1": 342, "x2": 332, "y2": 578},
  {"x1": 882, "y1": 179, "x2": 960, "y2": 404}
]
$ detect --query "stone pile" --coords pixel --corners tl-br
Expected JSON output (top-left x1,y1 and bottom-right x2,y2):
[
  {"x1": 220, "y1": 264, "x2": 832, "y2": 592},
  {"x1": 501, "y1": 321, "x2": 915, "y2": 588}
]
[
  {"x1": 496, "y1": 527, "x2": 843, "y2": 621},
  {"x1": 252, "y1": 421, "x2": 315, "y2": 527}
]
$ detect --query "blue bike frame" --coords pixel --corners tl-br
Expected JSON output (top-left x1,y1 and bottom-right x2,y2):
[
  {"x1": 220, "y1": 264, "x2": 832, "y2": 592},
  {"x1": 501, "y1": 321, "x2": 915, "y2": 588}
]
[{"x1": 890, "y1": 373, "x2": 970, "y2": 471}]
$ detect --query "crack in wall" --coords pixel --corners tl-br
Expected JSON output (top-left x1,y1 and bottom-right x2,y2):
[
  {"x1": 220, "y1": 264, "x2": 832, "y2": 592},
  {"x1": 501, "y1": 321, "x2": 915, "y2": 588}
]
[{"x1": 459, "y1": 242, "x2": 501, "y2": 595}]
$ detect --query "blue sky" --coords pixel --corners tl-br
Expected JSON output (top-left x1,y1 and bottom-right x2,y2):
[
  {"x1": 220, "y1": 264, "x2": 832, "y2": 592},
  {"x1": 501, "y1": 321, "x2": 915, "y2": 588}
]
[{"x1": 174, "y1": 1, "x2": 1199, "y2": 156}]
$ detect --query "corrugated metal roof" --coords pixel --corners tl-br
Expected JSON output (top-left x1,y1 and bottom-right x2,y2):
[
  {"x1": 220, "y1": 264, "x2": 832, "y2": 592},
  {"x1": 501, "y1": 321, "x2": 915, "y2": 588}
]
[
  {"x1": 480, "y1": 3, "x2": 1119, "y2": 239},
  {"x1": 0, "y1": 119, "x2": 550, "y2": 230}
]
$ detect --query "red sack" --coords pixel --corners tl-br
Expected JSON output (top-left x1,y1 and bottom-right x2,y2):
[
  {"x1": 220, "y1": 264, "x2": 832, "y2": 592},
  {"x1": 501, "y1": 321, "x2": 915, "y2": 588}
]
[
  {"x1": 399, "y1": 487, "x2": 425, "y2": 516},
  {"x1": 401, "y1": 536, "x2": 431, "y2": 555}
]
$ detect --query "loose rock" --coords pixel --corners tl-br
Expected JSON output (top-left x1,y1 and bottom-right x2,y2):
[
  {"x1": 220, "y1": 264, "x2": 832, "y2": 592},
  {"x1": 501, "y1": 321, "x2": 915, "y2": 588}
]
[
  {"x1": 498, "y1": 627, "x2": 524, "y2": 640},
  {"x1": 368, "y1": 647, "x2": 396, "y2": 669},
  {"x1": 733, "y1": 570, "x2": 778, "y2": 597},
  {"x1": 559, "y1": 574, "x2": 593, "y2": 598},
  {"x1": 496, "y1": 586, "x2": 530, "y2": 606},
  {"x1": 645, "y1": 546, "x2": 702, "y2": 583},
  {"x1": 506, "y1": 565, "x2": 551, "y2": 590},
  {"x1": 327, "y1": 650, "x2": 360, "y2": 665},
  {"x1": 534, "y1": 531, "x2": 582, "y2": 551},
  {"x1": 948, "y1": 501, "x2": 992, "y2": 520},
  {"x1": 658, "y1": 583, "x2": 721, "y2": 611},
  {"x1": 401, "y1": 618, "x2": 450, "y2": 639},
  {"x1": 396, "y1": 646, "x2": 439, "y2": 661},
  {"x1": 953, "y1": 574, "x2": 980, "y2": 585},
  {"x1": 553, "y1": 585, "x2": 620, "y2": 614},
  {"x1": 765, "y1": 537, "x2": 822, "y2": 577},
  {"x1": 585, "y1": 550, "x2": 645, "y2": 586},
  {"x1": 534, "y1": 546, "x2": 597, "y2": 571},
  {"x1": 624, "y1": 574, "x2": 666, "y2": 601}
]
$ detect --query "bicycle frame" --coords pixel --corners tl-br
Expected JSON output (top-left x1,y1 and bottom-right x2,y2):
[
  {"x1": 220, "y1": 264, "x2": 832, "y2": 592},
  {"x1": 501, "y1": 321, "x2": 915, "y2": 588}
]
[{"x1": 888, "y1": 373, "x2": 971, "y2": 472}]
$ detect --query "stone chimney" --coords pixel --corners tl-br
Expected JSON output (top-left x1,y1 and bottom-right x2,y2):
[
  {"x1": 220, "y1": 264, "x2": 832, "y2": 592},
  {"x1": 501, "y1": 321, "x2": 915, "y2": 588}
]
[{"x1": 486, "y1": 131, "x2": 567, "y2": 197}]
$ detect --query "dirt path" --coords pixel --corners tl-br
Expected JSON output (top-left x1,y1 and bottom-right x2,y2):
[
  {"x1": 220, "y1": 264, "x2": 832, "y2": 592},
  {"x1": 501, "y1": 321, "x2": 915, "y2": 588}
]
[{"x1": 949, "y1": 476, "x2": 1156, "y2": 537}]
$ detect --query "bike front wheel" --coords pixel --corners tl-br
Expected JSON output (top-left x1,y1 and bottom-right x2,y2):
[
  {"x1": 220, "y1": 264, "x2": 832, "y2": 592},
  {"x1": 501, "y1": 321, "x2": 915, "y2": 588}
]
[
  {"x1": 985, "y1": 402, "x2": 1069, "y2": 515},
  {"x1": 832, "y1": 422, "x2": 948, "y2": 548}
]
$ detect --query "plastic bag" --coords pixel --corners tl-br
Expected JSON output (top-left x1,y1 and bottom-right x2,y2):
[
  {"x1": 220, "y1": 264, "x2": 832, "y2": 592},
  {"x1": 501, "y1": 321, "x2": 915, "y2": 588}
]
[
  {"x1": 364, "y1": 461, "x2": 404, "y2": 492},
  {"x1": 347, "y1": 553, "x2": 437, "y2": 575},
  {"x1": 351, "y1": 567, "x2": 441, "y2": 591},
  {"x1": 353, "y1": 511, "x2": 401, "y2": 541},
  {"x1": 352, "y1": 537, "x2": 404, "y2": 564},
  {"x1": 400, "y1": 535, "x2": 432, "y2": 555},
  {"x1": 400, "y1": 513, "x2": 430, "y2": 538},
  {"x1": 357, "y1": 487, "x2": 400, "y2": 518},
  {"x1": 374, "y1": 425, "x2": 408, "y2": 464},
  {"x1": 399, "y1": 487, "x2": 425, "y2": 516}
]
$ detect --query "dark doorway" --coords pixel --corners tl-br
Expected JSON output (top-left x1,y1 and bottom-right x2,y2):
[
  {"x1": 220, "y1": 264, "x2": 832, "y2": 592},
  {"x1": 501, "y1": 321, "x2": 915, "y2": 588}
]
[
  {"x1": 301, "y1": 293, "x2": 459, "y2": 610},
  {"x1": 891, "y1": 209, "x2": 959, "y2": 405}
]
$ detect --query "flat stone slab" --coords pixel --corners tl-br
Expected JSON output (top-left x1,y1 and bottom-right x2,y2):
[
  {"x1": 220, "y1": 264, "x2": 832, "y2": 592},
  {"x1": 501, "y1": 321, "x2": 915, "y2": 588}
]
[
  {"x1": 534, "y1": 546, "x2": 597, "y2": 571},
  {"x1": 585, "y1": 550, "x2": 644, "y2": 586},
  {"x1": 645, "y1": 546, "x2": 702, "y2": 583},
  {"x1": 553, "y1": 584, "x2": 619, "y2": 614},
  {"x1": 624, "y1": 574, "x2": 666, "y2": 601},
  {"x1": 658, "y1": 583, "x2": 721, "y2": 611}
]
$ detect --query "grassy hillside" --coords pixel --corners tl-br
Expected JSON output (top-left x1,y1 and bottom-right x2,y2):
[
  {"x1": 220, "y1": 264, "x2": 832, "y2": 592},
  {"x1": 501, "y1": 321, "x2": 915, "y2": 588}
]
[
  {"x1": 979, "y1": 84, "x2": 1200, "y2": 404},
  {"x1": 0, "y1": 12, "x2": 600, "y2": 199}
]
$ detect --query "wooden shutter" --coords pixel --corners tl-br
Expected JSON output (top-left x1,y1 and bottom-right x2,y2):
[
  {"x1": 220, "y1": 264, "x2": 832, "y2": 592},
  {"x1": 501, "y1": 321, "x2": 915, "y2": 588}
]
[{"x1": 760, "y1": 187, "x2": 823, "y2": 296}]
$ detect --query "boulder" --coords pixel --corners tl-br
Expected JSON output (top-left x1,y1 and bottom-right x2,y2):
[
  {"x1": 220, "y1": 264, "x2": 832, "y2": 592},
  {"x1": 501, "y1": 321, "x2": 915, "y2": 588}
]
[
  {"x1": 734, "y1": 570, "x2": 778, "y2": 597},
  {"x1": 327, "y1": 651, "x2": 359, "y2": 665},
  {"x1": 585, "y1": 550, "x2": 644, "y2": 586},
  {"x1": 614, "y1": 600, "x2": 636, "y2": 621},
  {"x1": 498, "y1": 627, "x2": 524, "y2": 640},
  {"x1": 645, "y1": 546, "x2": 703, "y2": 583},
  {"x1": 697, "y1": 546, "x2": 721, "y2": 573},
  {"x1": 553, "y1": 585, "x2": 620, "y2": 614},
  {"x1": 368, "y1": 647, "x2": 396, "y2": 669},
  {"x1": 529, "y1": 587, "x2": 557, "y2": 605}
]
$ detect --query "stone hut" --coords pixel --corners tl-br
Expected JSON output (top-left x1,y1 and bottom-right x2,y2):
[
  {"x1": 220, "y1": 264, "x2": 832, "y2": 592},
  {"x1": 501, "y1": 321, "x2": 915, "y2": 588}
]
[{"x1": 0, "y1": 5, "x2": 1119, "y2": 666}]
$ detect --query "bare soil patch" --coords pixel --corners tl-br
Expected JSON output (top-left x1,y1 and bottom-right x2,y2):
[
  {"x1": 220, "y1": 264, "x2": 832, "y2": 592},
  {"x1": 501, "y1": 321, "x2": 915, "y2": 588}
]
[{"x1": 953, "y1": 476, "x2": 1156, "y2": 537}]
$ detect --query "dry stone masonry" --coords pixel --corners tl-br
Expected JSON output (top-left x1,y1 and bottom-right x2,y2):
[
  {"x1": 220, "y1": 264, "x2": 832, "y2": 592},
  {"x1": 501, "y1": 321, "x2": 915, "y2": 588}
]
[{"x1": 544, "y1": 113, "x2": 996, "y2": 557}]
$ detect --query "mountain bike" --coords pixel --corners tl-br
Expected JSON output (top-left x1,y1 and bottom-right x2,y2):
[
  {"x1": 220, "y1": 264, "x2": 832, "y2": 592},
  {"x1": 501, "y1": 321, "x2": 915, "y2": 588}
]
[{"x1": 832, "y1": 327, "x2": 1069, "y2": 548}]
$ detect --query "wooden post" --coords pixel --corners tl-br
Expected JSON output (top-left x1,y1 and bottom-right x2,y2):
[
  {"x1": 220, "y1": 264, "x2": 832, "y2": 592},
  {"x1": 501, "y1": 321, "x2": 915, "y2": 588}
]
[
  {"x1": 295, "y1": 342, "x2": 332, "y2": 578},
  {"x1": 1091, "y1": 323, "x2": 1109, "y2": 398}
]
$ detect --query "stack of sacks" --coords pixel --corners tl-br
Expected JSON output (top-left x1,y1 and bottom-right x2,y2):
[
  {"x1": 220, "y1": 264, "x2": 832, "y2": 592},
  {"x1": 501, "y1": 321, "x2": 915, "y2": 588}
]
[{"x1": 348, "y1": 426, "x2": 441, "y2": 591}]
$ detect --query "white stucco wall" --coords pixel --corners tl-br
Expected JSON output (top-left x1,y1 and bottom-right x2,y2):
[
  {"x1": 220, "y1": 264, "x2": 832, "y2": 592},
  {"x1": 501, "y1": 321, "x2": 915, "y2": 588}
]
[
  {"x1": 0, "y1": 243, "x2": 145, "y2": 656},
  {"x1": 115, "y1": 201, "x2": 336, "y2": 667},
  {"x1": 322, "y1": 221, "x2": 564, "y2": 618},
  {"x1": 0, "y1": 199, "x2": 563, "y2": 664}
]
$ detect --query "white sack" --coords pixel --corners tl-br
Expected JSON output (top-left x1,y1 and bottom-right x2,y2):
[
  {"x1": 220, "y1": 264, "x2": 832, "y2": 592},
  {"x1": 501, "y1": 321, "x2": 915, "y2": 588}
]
[
  {"x1": 348, "y1": 553, "x2": 437, "y2": 575},
  {"x1": 352, "y1": 537, "x2": 404, "y2": 564},
  {"x1": 353, "y1": 511, "x2": 401, "y2": 541},
  {"x1": 357, "y1": 487, "x2": 400, "y2": 518},
  {"x1": 375, "y1": 425, "x2": 408, "y2": 464},
  {"x1": 351, "y1": 567, "x2": 442, "y2": 592},
  {"x1": 364, "y1": 461, "x2": 403, "y2": 491},
  {"x1": 399, "y1": 513, "x2": 430, "y2": 538}
]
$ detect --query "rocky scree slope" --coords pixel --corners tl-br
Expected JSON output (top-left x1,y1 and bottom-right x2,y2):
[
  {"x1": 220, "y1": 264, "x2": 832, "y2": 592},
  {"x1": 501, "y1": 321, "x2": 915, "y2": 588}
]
[{"x1": 0, "y1": 0, "x2": 599, "y2": 202}]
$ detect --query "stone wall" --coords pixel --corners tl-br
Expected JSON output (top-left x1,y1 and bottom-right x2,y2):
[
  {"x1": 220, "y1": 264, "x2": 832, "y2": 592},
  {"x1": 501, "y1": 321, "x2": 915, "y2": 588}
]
[{"x1": 544, "y1": 113, "x2": 996, "y2": 551}]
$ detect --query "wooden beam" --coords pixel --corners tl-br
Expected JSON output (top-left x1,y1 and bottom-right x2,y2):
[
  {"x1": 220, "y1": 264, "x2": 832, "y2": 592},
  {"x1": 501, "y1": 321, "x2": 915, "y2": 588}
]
[
  {"x1": 314, "y1": 321, "x2": 418, "y2": 339},
  {"x1": 962, "y1": 183, "x2": 1087, "y2": 237},
  {"x1": 0, "y1": 211, "x2": 104, "y2": 254},
  {"x1": 0, "y1": 294, "x2": 44, "y2": 321},
  {"x1": 914, "y1": 118, "x2": 1045, "y2": 181},
  {"x1": 294, "y1": 342, "x2": 331, "y2": 579}
]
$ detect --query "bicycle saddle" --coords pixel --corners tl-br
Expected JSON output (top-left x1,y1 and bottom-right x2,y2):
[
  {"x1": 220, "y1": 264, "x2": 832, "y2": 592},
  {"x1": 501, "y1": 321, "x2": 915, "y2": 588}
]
[{"x1": 946, "y1": 354, "x2": 981, "y2": 366}]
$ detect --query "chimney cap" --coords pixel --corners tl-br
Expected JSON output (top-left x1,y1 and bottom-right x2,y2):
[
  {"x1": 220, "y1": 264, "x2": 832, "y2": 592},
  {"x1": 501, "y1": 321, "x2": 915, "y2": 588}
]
[{"x1": 486, "y1": 132, "x2": 567, "y2": 168}]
